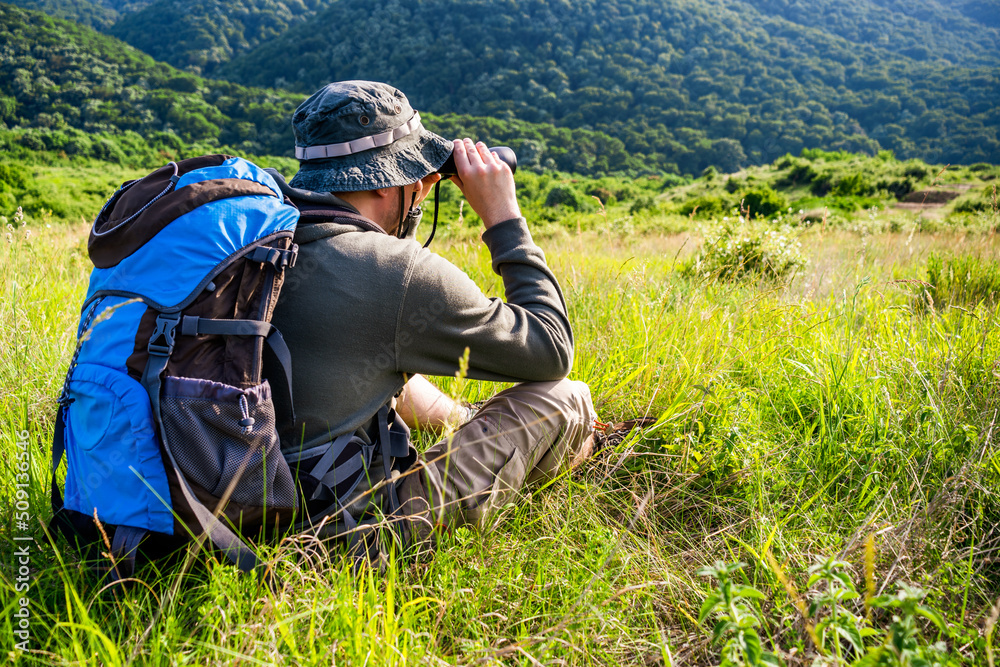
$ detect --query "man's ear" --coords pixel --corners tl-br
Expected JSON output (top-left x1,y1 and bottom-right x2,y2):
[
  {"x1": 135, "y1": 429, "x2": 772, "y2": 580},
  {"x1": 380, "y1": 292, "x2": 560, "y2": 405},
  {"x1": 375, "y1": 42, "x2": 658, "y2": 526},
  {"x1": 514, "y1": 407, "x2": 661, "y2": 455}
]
[{"x1": 373, "y1": 186, "x2": 394, "y2": 199}]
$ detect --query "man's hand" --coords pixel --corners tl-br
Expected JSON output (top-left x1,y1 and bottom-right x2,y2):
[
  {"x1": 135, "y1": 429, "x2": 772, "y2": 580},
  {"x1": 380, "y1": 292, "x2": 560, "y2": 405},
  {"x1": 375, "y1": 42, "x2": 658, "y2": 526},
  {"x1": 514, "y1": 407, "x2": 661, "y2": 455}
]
[{"x1": 449, "y1": 138, "x2": 521, "y2": 229}]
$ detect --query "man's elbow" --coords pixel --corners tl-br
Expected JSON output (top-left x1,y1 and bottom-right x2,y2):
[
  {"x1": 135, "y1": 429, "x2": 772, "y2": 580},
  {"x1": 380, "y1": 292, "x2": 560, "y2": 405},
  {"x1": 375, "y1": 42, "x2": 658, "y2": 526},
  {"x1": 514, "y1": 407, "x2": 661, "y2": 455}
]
[{"x1": 535, "y1": 336, "x2": 574, "y2": 381}]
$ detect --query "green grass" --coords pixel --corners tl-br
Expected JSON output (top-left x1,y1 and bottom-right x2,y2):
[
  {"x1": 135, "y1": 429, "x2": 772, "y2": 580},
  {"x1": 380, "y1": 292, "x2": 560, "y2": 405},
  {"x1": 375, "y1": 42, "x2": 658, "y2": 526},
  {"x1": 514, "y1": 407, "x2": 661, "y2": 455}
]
[{"x1": 1, "y1": 173, "x2": 999, "y2": 665}]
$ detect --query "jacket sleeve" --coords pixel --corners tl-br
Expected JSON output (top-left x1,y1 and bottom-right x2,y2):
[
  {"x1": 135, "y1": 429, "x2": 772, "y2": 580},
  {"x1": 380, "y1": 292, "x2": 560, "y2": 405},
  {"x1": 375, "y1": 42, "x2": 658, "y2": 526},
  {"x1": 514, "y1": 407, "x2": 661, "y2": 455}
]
[{"x1": 394, "y1": 217, "x2": 574, "y2": 382}]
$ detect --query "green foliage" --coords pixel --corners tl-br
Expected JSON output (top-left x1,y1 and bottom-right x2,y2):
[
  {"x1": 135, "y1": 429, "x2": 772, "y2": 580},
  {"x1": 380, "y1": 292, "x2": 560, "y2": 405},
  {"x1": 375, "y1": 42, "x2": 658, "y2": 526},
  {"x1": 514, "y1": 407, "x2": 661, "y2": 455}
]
[
  {"x1": 6, "y1": 0, "x2": 140, "y2": 30},
  {"x1": 807, "y1": 557, "x2": 874, "y2": 659},
  {"x1": 701, "y1": 560, "x2": 958, "y2": 666},
  {"x1": 0, "y1": 4, "x2": 681, "y2": 178},
  {"x1": 740, "y1": 186, "x2": 787, "y2": 219},
  {"x1": 0, "y1": 4, "x2": 303, "y2": 156},
  {"x1": 698, "y1": 562, "x2": 780, "y2": 666},
  {"x1": 953, "y1": 184, "x2": 999, "y2": 214},
  {"x1": 3, "y1": 186, "x2": 999, "y2": 663},
  {"x1": 686, "y1": 221, "x2": 805, "y2": 281},
  {"x1": 861, "y1": 585, "x2": 954, "y2": 667},
  {"x1": 214, "y1": 0, "x2": 1000, "y2": 172},
  {"x1": 920, "y1": 253, "x2": 1000, "y2": 309},
  {"x1": 680, "y1": 194, "x2": 728, "y2": 218},
  {"x1": 12, "y1": 0, "x2": 1000, "y2": 175},
  {"x1": 108, "y1": 0, "x2": 325, "y2": 75},
  {"x1": 544, "y1": 185, "x2": 593, "y2": 211}
]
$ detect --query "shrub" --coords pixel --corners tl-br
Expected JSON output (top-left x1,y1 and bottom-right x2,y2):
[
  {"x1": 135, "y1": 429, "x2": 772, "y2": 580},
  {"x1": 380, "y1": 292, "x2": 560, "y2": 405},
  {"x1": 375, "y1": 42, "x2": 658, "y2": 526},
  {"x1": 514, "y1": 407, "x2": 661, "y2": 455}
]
[
  {"x1": 903, "y1": 162, "x2": 930, "y2": 179},
  {"x1": 0, "y1": 162, "x2": 29, "y2": 191},
  {"x1": 628, "y1": 195, "x2": 656, "y2": 215},
  {"x1": 920, "y1": 253, "x2": 1000, "y2": 308},
  {"x1": 877, "y1": 176, "x2": 916, "y2": 199},
  {"x1": 832, "y1": 171, "x2": 876, "y2": 197},
  {"x1": 952, "y1": 184, "x2": 997, "y2": 214},
  {"x1": 586, "y1": 186, "x2": 615, "y2": 205},
  {"x1": 740, "y1": 186, "x2": 787, "y2": 218},
  {"x1": 544, "y1": 185, "x2": 591, "y2": 211},
  {"x1": 17, "y1": 132, "x2": 45, "y2": 152},
  {"x1": 679, "y1": 194, "x2": 727, "y2": 218},
  {"x1": 779, "y1": 159, "x2": 820, "y2": 187},
  {"x1": 686, "y1": 222, "x2": 805, "y2": 281}
]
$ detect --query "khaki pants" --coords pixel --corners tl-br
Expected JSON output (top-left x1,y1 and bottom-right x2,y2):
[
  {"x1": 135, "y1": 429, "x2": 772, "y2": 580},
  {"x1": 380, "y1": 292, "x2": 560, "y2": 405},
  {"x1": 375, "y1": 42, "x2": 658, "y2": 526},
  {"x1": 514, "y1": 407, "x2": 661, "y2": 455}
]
[{"x1": 395, "y1": 378, "x2": 596, "y2": 542}]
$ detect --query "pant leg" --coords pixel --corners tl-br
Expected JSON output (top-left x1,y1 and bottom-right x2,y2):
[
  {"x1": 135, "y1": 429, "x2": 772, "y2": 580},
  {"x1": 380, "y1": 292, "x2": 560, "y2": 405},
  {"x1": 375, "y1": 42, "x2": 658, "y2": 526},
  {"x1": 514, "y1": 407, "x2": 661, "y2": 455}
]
[{"x1": 396, "y1": 378, "x2": 595, "y2": 538}]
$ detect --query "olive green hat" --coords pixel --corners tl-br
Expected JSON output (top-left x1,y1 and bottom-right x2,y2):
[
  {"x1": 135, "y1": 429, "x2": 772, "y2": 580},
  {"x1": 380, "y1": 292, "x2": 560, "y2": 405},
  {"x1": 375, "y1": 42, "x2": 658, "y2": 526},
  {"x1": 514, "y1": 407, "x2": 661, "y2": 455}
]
[{"x1": 289, "y1": 81, "x2": 453, "y2": 193}]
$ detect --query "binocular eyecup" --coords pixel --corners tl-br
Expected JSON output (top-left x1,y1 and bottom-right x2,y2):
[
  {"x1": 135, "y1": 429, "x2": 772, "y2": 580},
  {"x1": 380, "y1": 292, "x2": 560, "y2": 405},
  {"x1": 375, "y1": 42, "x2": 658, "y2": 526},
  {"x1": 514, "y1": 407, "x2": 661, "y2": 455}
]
[{"x1": 437, "y1": 146, "x2": 517, "y2": 177}]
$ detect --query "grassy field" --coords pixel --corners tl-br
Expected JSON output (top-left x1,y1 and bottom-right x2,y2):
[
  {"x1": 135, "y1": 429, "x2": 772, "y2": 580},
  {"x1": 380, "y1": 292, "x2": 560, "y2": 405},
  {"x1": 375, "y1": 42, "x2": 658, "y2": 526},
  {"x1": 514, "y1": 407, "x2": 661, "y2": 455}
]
[{"x1": 1, "y1": 169, "x2": 999, "y2": 665}]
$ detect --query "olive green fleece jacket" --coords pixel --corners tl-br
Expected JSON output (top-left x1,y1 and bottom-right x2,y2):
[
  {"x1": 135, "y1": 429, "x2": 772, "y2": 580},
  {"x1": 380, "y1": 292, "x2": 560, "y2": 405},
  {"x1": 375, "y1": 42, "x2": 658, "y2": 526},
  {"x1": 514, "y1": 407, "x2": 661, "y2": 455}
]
[{"x1": 268, "y1": 195, "x2": 574, "y2": 454}]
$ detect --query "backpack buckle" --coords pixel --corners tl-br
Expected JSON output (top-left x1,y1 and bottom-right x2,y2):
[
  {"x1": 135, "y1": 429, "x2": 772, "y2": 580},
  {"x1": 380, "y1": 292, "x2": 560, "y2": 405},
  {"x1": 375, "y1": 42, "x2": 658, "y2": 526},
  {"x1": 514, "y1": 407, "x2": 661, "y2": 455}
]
[
  {"x1": 147, "y1": 312, "x2": 181, "y2": 357},
  {"x1": 249, "y1": 244, "x2": 298, "y2": 271}
]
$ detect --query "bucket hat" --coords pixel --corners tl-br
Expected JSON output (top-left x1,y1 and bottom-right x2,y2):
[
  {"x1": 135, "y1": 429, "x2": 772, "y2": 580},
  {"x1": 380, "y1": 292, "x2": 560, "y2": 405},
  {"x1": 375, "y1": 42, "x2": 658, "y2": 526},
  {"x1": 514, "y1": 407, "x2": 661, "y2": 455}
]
[{"x1": 289, "y1": 81, "x2": 453, "y2": 193}]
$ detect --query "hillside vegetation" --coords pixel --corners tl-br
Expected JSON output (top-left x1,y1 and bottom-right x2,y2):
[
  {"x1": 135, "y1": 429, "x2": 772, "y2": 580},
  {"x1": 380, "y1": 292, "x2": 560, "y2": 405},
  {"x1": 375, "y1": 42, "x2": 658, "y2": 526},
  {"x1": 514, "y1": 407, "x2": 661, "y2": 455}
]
[
  {"x1": 7, "y1": 0, "x2": 1000, "y2": 175},
  {"x1": 0, "y1": 4, "x2": 673, "y2": 176},
  {"x1": 6, "y1": 0, "x2": 149, "y2": 29},
  {"x1": 216, "y1": 0, "x2": 1000, "y2": 173}
]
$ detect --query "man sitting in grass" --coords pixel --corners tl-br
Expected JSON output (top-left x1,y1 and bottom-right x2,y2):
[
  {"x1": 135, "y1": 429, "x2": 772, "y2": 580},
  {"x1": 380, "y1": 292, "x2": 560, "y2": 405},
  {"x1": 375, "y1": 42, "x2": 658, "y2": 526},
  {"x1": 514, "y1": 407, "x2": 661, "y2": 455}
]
[{"x1": 265, "y1": 80, "x2": 599, "y2": 555}]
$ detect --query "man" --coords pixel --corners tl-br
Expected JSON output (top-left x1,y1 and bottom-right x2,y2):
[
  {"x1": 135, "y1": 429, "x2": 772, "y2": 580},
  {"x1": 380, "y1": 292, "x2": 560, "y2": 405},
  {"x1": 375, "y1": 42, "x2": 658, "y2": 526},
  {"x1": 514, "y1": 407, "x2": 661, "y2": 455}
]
[{"x1": 266, "y1": 80, "x2": 598, "y2": 554}]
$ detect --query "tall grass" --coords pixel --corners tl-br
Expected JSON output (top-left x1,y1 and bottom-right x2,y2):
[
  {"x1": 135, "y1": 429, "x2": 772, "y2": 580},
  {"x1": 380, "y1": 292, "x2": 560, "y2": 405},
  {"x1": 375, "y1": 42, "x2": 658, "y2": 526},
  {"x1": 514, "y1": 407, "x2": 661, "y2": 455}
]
[{"x1": 1, "y1": 205, "x2": 998, "y2": 664}]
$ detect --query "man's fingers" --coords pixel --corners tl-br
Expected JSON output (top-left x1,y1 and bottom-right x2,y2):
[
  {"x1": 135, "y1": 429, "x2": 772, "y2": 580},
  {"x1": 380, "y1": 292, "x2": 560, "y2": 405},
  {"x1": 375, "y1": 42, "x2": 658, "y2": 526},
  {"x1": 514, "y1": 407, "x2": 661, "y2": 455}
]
[
  {"x1": 475, "y1": 141, "x2": 495, "y2": 165},
  {"x1": 463, "y1": 138, "x2": 485, "y2": 168},
  {"x1": 452, "y1": 138, "x2": 472, "y2": 172}
]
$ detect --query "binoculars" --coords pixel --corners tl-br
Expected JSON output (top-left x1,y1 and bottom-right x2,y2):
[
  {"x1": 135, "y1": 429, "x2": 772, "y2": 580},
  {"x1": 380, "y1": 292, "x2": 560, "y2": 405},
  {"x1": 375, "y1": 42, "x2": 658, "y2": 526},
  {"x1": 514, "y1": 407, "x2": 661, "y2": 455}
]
[{"x1": 437, "y1": 146, "x2": 517, "y2": 176}]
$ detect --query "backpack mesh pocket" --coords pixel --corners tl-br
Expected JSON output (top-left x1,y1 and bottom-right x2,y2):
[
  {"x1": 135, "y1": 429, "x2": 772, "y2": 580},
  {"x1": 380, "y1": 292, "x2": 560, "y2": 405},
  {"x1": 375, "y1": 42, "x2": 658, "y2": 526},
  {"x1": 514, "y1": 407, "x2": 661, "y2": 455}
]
[{"x1": 160, "y1": 376, "x2": 297, "y2": 509}]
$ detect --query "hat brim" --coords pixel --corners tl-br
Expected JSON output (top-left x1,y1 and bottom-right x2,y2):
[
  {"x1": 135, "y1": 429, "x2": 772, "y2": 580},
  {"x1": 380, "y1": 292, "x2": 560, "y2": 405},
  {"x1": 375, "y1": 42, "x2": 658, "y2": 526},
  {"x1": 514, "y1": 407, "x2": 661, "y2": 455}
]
[{"x1": 289, "y1": 126, "x2": 453, "y2": 193}]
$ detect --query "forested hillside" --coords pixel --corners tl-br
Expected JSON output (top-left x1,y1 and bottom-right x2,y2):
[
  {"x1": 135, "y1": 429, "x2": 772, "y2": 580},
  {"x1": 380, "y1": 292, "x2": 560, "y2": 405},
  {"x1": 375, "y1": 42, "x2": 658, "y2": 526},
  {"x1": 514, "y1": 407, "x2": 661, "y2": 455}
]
[
  {"x1": 0, "y1": 4, "x2": 670, "y2": 175},
  {"x1": 746, "y1": 0, "x2": 999, "y2": 66},
  {"x1": 4, "y1": 0, "x2": 999, "y2": 174},
  {"x1": 0, "y1": 5, "x2": 300, "y2": 155},
  {"x1": 6, "y1": 0, "x2": 147, "y2": 29},
  {"x1": 108, "y1": 0, "x2": 326, "y2": 74},
  {"x1": 216, "y1": 0, "x2": 1000, "y2": 172}
]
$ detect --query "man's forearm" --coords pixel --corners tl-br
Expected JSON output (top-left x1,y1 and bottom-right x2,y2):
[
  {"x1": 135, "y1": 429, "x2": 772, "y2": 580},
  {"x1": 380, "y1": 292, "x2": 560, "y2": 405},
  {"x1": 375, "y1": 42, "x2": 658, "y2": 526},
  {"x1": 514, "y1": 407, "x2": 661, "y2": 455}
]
[{"x1": 395, "y1": 374, "x2": 469, "y2": 433}]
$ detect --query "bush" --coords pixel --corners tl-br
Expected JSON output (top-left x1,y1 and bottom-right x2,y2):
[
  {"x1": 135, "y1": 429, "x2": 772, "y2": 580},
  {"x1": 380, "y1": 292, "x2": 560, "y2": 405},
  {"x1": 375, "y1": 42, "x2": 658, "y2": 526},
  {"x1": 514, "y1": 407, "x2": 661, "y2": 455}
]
[
  {"x1": 877, "y1": 176, "x2": 916, "y2": 199},
  {"x1": 0, "y1": 162, "x2": 29, "y2": 191},
  {"x1": 832, "y1": 171, "x2": 876, "y2": 197},
  {"x1": 920, "y1": 253, "x2": 1000, "y2": 308},
  {"x1": 740, "y1": 186, "x2": 787, "y2": 218},
  {"x1": 586, "y1": 186, "x2": 615, "y2": 205},
  {"x1": 685, "y1": 222, "x2": 805, "y2": 281},
  {"x1": 628, "y1": 195, "x2": 656, "y2": 215},
  {"x1": 952, "y1": 184, "x2": 997, "y2": 214},
  {"x1": 903, "y1": 162, "x2": 930, "y2": 179},
  {"x1": 679, "y1": 194, "x2": 727, "y2": 218},
  {"x1": 544, "y1": 185, "x2": 592, "y2": 211}
]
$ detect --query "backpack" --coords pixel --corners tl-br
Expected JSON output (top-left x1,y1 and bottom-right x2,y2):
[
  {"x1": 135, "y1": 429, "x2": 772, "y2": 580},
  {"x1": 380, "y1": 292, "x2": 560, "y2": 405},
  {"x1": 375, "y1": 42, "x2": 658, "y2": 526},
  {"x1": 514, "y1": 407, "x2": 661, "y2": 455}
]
[
  {"x1": 50, "y1": 155, "x2": 304, "y2": 580},
  {"x1": 52, "y1": 155, "x2": 416, "y2": 581}
]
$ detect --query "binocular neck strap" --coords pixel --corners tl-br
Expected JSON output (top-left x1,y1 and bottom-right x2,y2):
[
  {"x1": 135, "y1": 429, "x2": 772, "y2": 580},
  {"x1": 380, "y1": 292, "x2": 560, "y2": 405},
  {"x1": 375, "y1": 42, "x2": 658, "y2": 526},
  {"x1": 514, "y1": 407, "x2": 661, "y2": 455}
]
[{"x1": 423, "y1": 179, "x2": 441, "y2": 249}]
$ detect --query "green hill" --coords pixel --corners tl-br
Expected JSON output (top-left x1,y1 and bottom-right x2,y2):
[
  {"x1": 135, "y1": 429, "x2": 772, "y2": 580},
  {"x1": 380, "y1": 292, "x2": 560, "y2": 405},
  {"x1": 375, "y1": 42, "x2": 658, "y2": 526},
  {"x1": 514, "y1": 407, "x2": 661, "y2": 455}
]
[
  {"x1": 6, "y1": 0, "x2": 148, "y2": 29},
  {"x1": 214, "y1": 0, "x2": 999, "y2": 172},
  {"x1": 746, "y1": 0, "x2": 999, "y2": 67},
  {"x1": 9, "y1": 0, "x2": 1000, "y2": 174},
  {"x1": 0, "y1": 4, "x2": 671, "y2": 176},
  {"x1": 0, "y1": 4, "x2": 300, "y2": 156},
  {"x1": 107, "y1": 0, "x2": 326, "y2": 74}
]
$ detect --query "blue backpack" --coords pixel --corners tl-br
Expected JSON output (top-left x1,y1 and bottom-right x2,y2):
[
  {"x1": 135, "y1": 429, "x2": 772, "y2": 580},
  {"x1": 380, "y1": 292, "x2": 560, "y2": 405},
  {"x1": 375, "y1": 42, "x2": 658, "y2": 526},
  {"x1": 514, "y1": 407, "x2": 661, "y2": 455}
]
[{"x1": 50, "y1": 155, "x2": 303, "y2": 579}]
